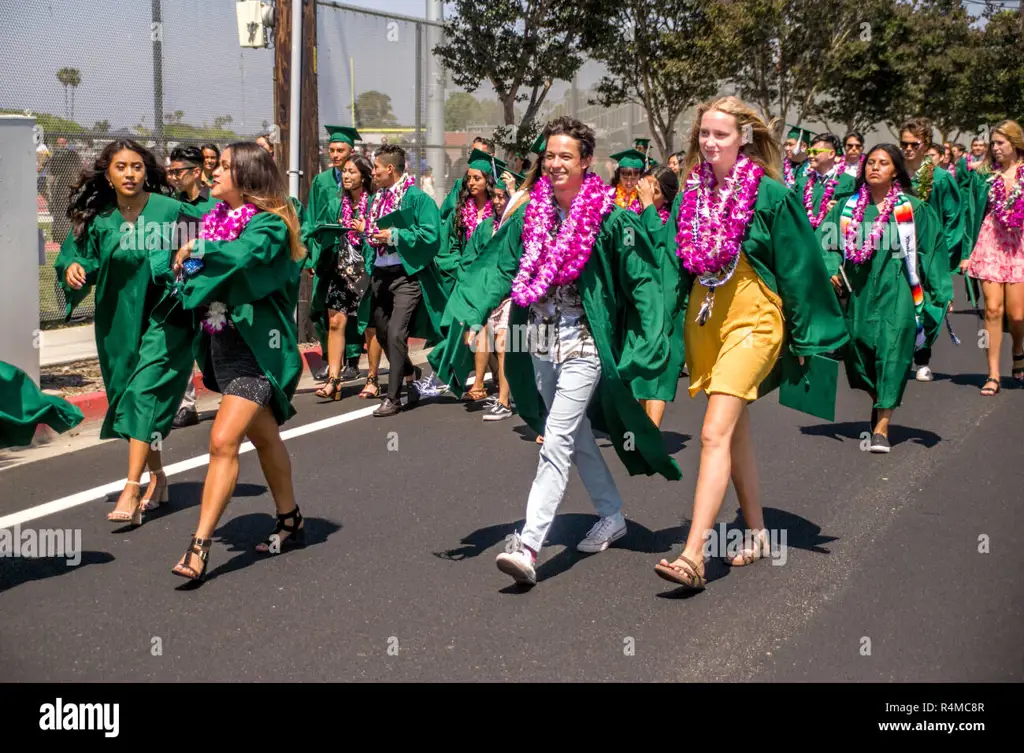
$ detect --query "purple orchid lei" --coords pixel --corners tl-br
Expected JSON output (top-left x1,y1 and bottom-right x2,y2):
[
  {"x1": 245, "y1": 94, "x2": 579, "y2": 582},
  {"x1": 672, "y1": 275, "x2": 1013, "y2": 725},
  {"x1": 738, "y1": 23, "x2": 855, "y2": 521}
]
[
  {"x1": 460, "y1": 197, "x2": 494, "y2": 240},
  {"x1": 989, "y1": 163, "x2": 1024, "y2": 232},
  {"x1": 367, "y1": 173, "x2": 416, "y2": 250},
  {"x1": 803, "y1": 168, "x2": 839, "y2": 229},
  {"x1": 197, "y1": 201, "x2": 259, "y2": 334},
  {"x1": 842, "y1": 181, "x2": 902, "y2": 264},
  {"x1": 510, "y1": 172, "x2": 615, "y2": 307},
  {"x1": 341, "y1": 190, "x2": 369, "y2": 248},
  {"x1": 674, "y1": 154, "x2": 763, "y2": 276},
  {"x1": 783, "y1": 158, "x2": 795, "y2": 187},
  {"x1": 657, "y1": 203, "x2": 671, "y2": 225}
]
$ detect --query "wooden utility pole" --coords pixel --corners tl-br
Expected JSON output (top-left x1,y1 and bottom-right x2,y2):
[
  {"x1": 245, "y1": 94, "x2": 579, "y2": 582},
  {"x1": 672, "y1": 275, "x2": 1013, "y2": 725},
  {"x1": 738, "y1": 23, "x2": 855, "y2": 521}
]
[{"x1": 274, "y1": 0, "x2": 319, "y2": 342}]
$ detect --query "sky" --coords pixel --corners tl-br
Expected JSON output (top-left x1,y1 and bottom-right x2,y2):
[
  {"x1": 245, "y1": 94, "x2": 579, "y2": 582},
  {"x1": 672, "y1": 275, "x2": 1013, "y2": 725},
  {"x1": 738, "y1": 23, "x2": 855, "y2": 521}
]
[{"x1": 0, "y1": 1, "x2": 1007, "y2": 138}]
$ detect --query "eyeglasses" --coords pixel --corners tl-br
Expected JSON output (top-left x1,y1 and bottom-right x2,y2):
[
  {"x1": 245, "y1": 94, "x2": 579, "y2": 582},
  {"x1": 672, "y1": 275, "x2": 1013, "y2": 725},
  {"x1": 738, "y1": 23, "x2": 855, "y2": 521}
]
[
  {"x1": 845, "y1": 143, "x2": 863, "y2": 150},
  {"x1": 900, "y1": 141, "x2": 922, "y2": 149}
]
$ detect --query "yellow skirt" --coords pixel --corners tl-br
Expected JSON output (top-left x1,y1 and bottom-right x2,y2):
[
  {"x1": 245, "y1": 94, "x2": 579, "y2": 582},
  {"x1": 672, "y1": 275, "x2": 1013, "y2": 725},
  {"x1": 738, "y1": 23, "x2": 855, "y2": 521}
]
[{"x1": 685, "y1": 252, "x2": 785, "y2": 401}]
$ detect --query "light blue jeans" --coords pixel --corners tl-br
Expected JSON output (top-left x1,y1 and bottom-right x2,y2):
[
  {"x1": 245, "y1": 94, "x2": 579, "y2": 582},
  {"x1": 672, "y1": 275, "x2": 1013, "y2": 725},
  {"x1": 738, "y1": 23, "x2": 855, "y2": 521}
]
[{"x1": 520, "y1": 354, "x2": 624, "y2": 552}]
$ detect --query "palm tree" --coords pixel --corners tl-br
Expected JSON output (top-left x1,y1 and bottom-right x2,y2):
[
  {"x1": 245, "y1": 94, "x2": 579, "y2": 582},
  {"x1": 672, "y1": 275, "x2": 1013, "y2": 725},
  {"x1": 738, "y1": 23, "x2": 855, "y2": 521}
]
[{"x1": 55, "y1": 67, "x2": 82, "y2": 120}]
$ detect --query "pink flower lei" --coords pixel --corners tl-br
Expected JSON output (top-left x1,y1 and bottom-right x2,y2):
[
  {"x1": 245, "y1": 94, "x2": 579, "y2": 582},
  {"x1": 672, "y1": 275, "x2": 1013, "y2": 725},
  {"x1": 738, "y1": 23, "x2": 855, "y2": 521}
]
[
  {"x1": 803, "y1": 168, "x2": 840, "y2": 229},
  {"x1": 197, "y1": 201, "x2": 260, "y2": 334},
  {"x1": 657, "y1": 203, "x2": 671, "y2": 225},
  {"x1": 459, "y1": 196, "x2": 494, "y2": 240},
  {"x1": 674, "y1": 154, "x2": 763, "y2": 276},
  {"x1": 842, "y1": 181, "x2": 903, "y2": 265},
  {"x1": 989, "y1": 163, "x2": 1024, "y2": 232},
  {"x1": 783, "y1": 158, "x2": 795, "y2": 187},
  {"x1": 341, "y1": 190, "x2": 369, "y2": 248},
  {"x1": 510, "y1": 172, "x2": 615, "y2": 306},
  {"x1": 367, "y1": 173, "x2": 416, "y2": 249}
]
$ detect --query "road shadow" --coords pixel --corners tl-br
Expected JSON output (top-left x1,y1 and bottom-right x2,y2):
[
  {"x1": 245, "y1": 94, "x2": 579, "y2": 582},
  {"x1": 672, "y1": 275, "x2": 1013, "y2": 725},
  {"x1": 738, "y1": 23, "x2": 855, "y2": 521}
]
[
  {"x1": 436, "y1": 512, "x2": 690, "y2": 592},
  {"x1": 174, "y1": 511, "x2": 341, "y2": 588},
  {"x1": 107, "y1": 481, "x2": 268, "y2": 532},
  {"x1": 660, "y1": 431, "x2": 692, "y2": 455},
  {"x1": 0, "y1": 550, "x2": 115, "y2": 594},
  {"x1": 655, "y1": 506, "x2": 837, "y2": 599},
  {"x1": 800, "y1": 421, "x2": 942, "y2": 449},
  {"x1": 511, "y1": 424, "x2": 544, "y2": 443}
]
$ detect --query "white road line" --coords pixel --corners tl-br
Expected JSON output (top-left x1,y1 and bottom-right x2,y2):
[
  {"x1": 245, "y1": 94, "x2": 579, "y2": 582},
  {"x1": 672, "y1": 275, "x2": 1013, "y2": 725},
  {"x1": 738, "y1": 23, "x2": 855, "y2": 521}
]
[{"x1": 0, "y1": 403, "x2": 381, "y2": 530}]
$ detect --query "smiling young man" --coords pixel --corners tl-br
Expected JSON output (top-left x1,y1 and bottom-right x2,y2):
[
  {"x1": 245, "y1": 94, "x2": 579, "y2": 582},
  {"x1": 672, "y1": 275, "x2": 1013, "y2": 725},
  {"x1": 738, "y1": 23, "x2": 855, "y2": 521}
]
[
  {"x1": 362, "y1": 144, "x2": 445, "y2": 416},
  {"x1": 440, "y1": 116, "x2": 680, "y2": 586},
  {"x1": 795, "y1": 133, "x2": 856, "y2": 230}
]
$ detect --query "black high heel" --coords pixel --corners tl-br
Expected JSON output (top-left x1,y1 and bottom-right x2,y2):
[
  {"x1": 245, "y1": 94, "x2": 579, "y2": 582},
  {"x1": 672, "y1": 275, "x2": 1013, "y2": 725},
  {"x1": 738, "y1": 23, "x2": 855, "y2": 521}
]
[
  {"x1": 172, "y1": 536, "x2": 211, "y2": 581},
  {"x1": 255, "y1": 506, "x2": 306, "y2": 554},
  {"x1": 315, "y1": 376, "x2": 343, "y2": 402}
]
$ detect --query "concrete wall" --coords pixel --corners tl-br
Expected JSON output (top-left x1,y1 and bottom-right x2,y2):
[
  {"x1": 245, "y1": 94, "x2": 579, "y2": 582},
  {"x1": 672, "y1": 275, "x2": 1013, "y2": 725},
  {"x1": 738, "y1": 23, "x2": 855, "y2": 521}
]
[{"x1": 0, "y1": 116, "x2": 41, "y2": 384}]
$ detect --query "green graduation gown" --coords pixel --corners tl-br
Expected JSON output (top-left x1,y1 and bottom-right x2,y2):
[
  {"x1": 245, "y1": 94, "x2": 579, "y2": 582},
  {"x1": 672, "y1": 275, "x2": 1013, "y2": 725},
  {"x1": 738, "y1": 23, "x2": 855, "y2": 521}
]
[
  {"x1": 795, "y1": 170, "x2": 857, "y2": 220},
  {"x1": 426, "y1": 214, "x2": 501, "y2": 388},
  {"x1": 53, "y1": 193, "x2": 196, "y2": 442},
  {"x1": 439, "y1": 177, "x2": 464, "y2": 222},
  {"x1": 819, "y1": 196, "x2": 953, "y2": 409},
  {"x1": 914, "y1": 164, "x2": 964, "y2": 272},
  {"x1": 154, "y1": 211, "x2": 304, "y2": 426},
  {"x1": 665, "y1": 176, "x2": 850, "y2": 406},
  {"x1": 300, "y1": 168, "x2": 362, "y2": 362},
  {"x1": 0, "y1": 361, "x2": 84, "y2": 449},
  {"x1": 356, "y1": 184, "x2": 446, "y2": 345},
  {"x1": 628, "y1": 204, "x2": 685, "y2": 402},
  {"x1": 440, "y1": 203, "x2": 682, "y2": 481}
]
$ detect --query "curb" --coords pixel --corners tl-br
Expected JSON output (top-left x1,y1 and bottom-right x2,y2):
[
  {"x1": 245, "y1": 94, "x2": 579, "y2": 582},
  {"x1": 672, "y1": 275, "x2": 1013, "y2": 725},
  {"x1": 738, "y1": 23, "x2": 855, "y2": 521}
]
[{"x1": 44, "y1": 338, "x2": 429, "y2": 429}]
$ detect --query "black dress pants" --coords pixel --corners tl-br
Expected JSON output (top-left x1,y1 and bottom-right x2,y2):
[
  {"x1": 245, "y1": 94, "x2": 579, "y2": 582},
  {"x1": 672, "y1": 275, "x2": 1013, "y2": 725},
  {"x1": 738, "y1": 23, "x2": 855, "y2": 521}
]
[{"x1": 370, "y1": 264, "x2": 421, "y2": 401}]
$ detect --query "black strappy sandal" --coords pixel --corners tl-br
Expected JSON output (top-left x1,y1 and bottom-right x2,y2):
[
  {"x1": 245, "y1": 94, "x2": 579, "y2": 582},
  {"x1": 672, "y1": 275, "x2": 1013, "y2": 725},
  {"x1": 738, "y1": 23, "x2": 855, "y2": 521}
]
[
  {"x1": 255, "y1": 506, "x2": 306, "y2": 554},
  {"x1": 980, "y1": 377, "x2": 1000, "y2": 396},
  {"x1": 315, "y1": 376, "x2": 343, "y2": 402},
  {"x1": 1012, "y1": 353, "x2": 1024, "y2": 383},
  {"x1": 172, "y1": 536, "x2": 212, "y2": 581}
]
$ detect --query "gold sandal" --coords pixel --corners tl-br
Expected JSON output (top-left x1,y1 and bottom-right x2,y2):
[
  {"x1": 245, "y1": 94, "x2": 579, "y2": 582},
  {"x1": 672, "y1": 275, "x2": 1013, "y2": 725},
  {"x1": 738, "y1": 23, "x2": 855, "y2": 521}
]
[
  {"x1": 654, "y1": 553, "x2": 706, "y2": 590},
  {"x1": 725, "y1": 528, "x2": 770, "y2": 566}
]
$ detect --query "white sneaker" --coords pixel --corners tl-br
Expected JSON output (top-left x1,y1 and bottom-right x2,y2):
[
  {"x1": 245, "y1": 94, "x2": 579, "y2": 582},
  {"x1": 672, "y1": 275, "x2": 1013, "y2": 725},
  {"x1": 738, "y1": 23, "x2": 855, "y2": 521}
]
[
  {"x1": 495, "y1": 532, "x2": 537, "y2": 585},
  {"x1": 915, "y1": 366, "x2": 933, "y2": 382},
  {"x1": 577, "y1": 513, "x2": 627, "y2": 553}
]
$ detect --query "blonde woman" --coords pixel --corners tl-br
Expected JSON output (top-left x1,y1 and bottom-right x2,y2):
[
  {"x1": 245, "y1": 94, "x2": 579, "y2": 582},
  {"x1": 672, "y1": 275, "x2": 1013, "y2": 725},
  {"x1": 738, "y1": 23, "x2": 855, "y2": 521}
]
[
  {"x1": 962, "y1": 120, "x2": 1024, "y2": 394},
  {"x1": 654, "y1": 97, "x2": 848, "y2": 591}
]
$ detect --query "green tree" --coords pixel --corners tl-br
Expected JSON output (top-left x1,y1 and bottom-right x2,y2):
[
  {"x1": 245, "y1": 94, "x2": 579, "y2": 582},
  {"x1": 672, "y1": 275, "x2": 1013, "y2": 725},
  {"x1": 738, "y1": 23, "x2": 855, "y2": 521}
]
[
  {"x1": 587, "y1": 0, "x2": 725, "y2": 157},
  {"x1": 351, "y1": 91, "x2": 398, "y2": 128},
  {"x1": 958, "y1": 6, "x2": 1024, "y2": 137},
  {"x1": 445, "y1": 92, "x2": 504, "y2": 131},
  {"x1": 93, "y1": 120, "x2": 111, "y2": 134},
  {"x1": 807, "y1": 0, "x2": 905, "y2": 134},
  {"x1": 434, "y1": 0, "x2": 613, "y2": 158}
]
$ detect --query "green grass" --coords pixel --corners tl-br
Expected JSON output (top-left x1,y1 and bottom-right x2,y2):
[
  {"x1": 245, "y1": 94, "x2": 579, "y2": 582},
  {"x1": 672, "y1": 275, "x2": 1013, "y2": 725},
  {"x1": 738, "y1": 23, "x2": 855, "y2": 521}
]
[{"x1": 39, "y1": 224, "x2": 95, "y2": 327}]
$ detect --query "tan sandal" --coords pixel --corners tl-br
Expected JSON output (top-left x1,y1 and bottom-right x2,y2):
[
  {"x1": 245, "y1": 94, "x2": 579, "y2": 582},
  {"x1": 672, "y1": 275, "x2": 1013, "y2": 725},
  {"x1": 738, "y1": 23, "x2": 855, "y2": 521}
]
[
  {"x1": 724, "y1": 528, "x2": 770, "y2": 566},
  {"x1": 139, "y1": 471, "x2": 168, "y2": 512},
  {"x1": 461, "y1": 387, "x2": 488, "y2": 402},
  {"x1": 108, "y1": 481, "x2": 143, "y2": 525},
  {"x1": 654, "y1": 553, "x2": 706, "y2": 590}
]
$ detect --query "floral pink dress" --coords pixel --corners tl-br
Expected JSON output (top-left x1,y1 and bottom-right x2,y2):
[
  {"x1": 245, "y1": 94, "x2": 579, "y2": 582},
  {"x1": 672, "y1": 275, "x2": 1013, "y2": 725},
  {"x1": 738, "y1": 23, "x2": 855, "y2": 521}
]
[{"x1": 968, "y1": 187, "x2": 1024, "y2": 284}]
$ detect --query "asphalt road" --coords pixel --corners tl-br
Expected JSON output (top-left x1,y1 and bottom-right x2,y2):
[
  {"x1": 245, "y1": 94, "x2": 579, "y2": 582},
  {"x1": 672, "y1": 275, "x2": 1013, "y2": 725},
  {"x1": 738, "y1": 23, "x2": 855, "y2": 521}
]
[{"x1": 1, "y1": 300, "x2": 1022, "y2": 682}]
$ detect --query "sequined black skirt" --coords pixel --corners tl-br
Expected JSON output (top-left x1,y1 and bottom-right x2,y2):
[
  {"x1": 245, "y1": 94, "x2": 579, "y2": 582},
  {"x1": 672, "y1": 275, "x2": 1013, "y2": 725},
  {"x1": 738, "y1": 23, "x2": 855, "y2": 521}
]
[{"x1": 210, "y1": 324, "x2": 273, "y2": 407}]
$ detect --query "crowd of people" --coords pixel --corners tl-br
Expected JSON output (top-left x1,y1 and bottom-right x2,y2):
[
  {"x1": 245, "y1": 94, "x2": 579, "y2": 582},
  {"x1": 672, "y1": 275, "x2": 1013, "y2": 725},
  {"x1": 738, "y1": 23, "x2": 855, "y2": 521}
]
[{"x1": 3, "y1": 94, "x2": 1022, "y2": 593}]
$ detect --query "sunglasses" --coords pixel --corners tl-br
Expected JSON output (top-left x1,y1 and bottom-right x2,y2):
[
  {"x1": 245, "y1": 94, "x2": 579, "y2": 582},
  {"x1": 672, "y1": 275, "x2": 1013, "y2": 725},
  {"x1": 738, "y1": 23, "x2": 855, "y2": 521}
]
[
  {"x1": 807, "y1": 148, "x2": 833, "y2": 155},
  {"x1": 900, "y1": 141, "x2": 922, "y2": 149},
  {"x1": 845, "y1": 143, "x2": 863, "y2": 150}
]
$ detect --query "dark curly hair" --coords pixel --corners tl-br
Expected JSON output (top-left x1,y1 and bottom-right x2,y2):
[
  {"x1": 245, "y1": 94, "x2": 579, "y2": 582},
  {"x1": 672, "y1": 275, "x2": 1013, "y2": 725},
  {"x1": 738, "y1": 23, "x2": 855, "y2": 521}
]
[
  {"x1": 68, "y1": 140, "x2": 168, "y2": 240},
  {"x1": 647, "y1": 164, "x2": 679, "y2": 208},
  {"x1": 454, "y1": 167, "x2": 496, "y2": 239},
  {"x1": 343, "y1": 154, "x2": 374, "y2": 198},
  {"x1": 543, "y1": 116, "x2": 597, "y2": 161}
]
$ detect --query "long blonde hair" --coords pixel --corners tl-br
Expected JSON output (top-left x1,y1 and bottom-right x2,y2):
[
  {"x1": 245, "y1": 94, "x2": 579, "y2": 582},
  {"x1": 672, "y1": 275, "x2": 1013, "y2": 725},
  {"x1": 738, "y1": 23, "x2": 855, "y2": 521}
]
[
  {"x1": 228, "y1": 142, "x2": 306, "y2": 263},
  {"x1": 682, "y1": 96, "x2": 783, "y2": 184},
  {"x1": 983, "y1": 119, "x2": 1024, "y2": 173}
]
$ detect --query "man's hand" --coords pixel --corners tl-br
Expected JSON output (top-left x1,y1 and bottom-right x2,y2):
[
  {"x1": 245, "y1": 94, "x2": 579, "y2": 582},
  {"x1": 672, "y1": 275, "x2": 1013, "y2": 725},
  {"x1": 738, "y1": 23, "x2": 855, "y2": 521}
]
[
  {"x1": 371, "y1": 228, "x2": 392, "y2": 246},
  {"x1": 64, "y1": 262, "x2": 86, "y2": 289}
]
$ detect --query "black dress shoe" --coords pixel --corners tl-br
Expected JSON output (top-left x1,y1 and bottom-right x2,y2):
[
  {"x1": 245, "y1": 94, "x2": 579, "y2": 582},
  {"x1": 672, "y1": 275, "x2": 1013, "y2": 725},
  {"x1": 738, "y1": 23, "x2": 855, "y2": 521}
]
[
  {"x1": 373, "y1": 397, "x2": 401, "y2": 417},
  {"x1": 172, "y1": 408, "x2": 199, "y2": 428},
  {"x1": 313, "y1": 364, "x2": 330, "y2": 381},
  {"x1": 339, "y1": 364, "x2": 360, "y2": 381}
]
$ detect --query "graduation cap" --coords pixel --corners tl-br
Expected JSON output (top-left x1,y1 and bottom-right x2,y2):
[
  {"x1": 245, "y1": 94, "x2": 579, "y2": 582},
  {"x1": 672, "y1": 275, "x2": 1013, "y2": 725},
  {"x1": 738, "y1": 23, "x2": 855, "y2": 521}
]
[
  {"x1": 529, "y1": 133, "x2": 546, "y2": 155},
  {"x1": 785, "y1": 123, "x2": 807, "y2": 154},
  {"x1": 325, "y1": 125, "x2": 361, "y2": 146},
  {"x1": 633, "y1": 137, "x2": 651, "y2": 152},
  {"x1": 496, "y1": 168, "x2": 526, "y2": 191},
  {"x1": 467, "y1": 147, "x2": 506, "y2": 177},
  {"x1": 609, "y1": 148, "x2": 647, "y2": 170}
]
